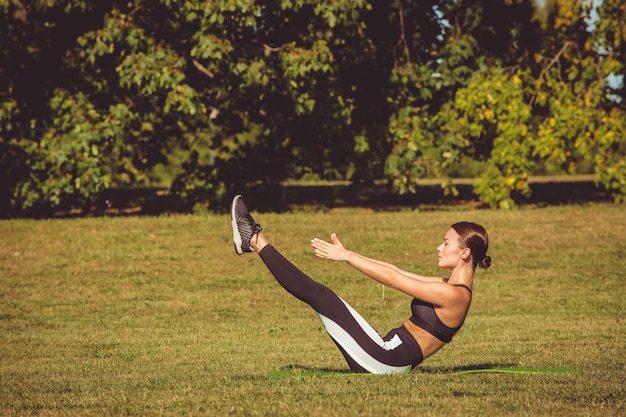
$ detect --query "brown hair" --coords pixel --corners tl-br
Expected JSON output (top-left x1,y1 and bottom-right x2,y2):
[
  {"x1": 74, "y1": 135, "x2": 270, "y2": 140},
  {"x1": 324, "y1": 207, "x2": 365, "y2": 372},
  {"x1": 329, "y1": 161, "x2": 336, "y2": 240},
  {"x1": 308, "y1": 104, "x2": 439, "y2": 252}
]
[{"x1": 451, "y1": 222, "x2": 491, "y2": 269}]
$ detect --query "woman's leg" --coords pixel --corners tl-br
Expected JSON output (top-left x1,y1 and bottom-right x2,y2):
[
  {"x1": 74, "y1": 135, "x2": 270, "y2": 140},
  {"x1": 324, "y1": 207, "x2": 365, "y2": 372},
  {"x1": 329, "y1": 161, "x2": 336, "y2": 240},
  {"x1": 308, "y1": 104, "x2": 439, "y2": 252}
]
[
  {"x1": 231, "y1": 195, "x2": 422, "y2": 374},
  {"x1": 258, "y1": 244, "x2": 421, "y2": 374}
]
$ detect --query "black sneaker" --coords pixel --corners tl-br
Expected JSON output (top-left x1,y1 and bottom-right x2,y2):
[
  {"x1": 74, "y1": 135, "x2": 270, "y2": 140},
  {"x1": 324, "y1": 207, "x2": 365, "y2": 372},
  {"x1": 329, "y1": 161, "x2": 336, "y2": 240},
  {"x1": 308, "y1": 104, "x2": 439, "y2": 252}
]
[{"x1": 231, "y1": 195, "x2": 262, "y2": 255}]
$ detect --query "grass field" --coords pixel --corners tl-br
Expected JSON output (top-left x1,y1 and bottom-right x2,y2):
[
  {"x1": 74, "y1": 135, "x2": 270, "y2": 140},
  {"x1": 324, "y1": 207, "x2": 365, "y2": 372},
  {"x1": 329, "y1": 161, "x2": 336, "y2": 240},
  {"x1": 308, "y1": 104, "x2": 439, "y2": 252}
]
[{"x1": 1, "y1": 203, "x2": 624, "y2": 416}]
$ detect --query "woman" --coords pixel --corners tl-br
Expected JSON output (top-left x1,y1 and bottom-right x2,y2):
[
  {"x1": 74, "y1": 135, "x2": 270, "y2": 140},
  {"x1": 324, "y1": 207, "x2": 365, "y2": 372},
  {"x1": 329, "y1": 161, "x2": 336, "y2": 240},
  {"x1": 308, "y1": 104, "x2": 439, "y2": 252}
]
[{"x1": 231, "y1": 195, "x2": 491, "y2": 374}]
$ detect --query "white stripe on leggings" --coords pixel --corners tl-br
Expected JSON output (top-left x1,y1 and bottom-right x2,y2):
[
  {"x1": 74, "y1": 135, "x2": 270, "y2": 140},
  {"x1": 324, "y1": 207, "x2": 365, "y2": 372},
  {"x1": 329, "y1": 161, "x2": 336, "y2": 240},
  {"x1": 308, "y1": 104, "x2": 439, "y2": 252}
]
[{"x1": 317, "y1": 298, "x2": 412, "y2": 374}]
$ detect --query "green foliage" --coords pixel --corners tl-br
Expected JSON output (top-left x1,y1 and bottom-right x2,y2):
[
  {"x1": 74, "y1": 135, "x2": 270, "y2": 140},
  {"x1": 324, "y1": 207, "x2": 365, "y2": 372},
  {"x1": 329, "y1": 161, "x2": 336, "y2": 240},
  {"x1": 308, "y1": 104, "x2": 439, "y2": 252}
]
[
  {"x1": 386, "y1": 0, "x2": 626, "y2": 208},
  {"x1": 15, "y1": 91, "x2": 113, "y2": 211},
  {"x1": 385, "y1": 105, "x2": 437, "y2": 194},
  {"x1": 0, "y1": 0, "x2": 625, "y2": 216},
  {"x1": 442, "y1": 71, "x2": 533, "y2": 208}
]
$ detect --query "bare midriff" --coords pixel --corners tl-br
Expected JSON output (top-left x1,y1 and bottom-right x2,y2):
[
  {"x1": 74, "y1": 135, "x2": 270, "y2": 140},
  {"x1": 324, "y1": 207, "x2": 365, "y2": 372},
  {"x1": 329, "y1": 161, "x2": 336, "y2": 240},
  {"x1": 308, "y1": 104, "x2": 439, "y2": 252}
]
[{"x1": 403, "y1": 319, "x2": 447, "y2": 359}]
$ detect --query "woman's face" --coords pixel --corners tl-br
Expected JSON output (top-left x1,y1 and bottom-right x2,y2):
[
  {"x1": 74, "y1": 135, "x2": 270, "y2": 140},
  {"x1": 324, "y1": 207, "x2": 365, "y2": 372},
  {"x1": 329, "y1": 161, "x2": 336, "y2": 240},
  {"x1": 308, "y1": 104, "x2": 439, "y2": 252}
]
[{"x1": 437, "y1": 228, "x2": 467, "y2": 269}]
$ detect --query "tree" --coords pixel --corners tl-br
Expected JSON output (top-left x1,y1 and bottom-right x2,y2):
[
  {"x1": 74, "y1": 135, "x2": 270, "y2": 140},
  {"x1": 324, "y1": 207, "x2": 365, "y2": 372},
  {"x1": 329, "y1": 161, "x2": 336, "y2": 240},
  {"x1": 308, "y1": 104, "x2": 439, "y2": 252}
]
[
  {"x1": 1, "y1": 0, "x2": 405, "y2": 215},
  {"x1": 385, "y1": 0, "x2": 626, "y2": 208},
  {"x1": 385, "y1": 0, "x2": 546, "y2": 207},
  {"x1": 1, "y1": 0, "x2": 624, "y2": 216}
]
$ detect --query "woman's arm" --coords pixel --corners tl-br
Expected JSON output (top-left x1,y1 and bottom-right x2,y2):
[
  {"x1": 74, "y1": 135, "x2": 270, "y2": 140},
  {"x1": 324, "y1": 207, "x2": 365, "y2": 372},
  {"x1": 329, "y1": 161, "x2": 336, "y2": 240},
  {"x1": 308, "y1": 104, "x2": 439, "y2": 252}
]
[
  {"x1": 311, "y1": 234, "x2": 464, "y2": 307},
  {"x1": 354, "y1": 254, "x2": 445, "y2": 283}
]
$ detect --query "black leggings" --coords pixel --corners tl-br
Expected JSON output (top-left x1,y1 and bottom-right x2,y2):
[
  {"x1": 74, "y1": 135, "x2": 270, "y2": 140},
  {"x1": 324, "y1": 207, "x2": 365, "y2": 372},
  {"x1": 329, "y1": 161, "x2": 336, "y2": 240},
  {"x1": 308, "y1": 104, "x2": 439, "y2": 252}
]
[{"x1": 259, "y1": 245, "x2": 423, "y2": 374}]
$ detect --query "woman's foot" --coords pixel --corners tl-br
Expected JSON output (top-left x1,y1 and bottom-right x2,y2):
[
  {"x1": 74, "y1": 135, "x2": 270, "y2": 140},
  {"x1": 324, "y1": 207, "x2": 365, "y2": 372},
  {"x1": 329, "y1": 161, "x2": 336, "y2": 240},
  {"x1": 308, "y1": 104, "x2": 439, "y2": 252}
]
[{"x1": 230, "y1": 195, "x2": 263, "y2": 255}]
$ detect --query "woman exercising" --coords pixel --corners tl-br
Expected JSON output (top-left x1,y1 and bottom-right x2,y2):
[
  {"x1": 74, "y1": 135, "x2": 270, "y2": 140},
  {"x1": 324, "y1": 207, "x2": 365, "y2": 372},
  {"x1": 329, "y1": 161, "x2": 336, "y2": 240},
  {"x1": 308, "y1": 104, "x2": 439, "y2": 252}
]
[{"x1": 230, "y1": 195, "x2": 491, "y2": 374}]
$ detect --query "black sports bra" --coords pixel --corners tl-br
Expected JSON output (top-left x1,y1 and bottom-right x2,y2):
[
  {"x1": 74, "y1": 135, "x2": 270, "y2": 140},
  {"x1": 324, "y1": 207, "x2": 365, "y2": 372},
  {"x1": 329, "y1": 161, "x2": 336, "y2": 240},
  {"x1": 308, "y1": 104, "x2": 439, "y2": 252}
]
[{"x1": 408, "y1": 283, "x2": 472, "y2": 343}]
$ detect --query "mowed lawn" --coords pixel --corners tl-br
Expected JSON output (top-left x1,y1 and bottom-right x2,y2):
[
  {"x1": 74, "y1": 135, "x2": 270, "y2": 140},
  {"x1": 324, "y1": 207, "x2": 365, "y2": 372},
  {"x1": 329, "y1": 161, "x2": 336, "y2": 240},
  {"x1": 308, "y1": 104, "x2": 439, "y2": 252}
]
[{"x1": 0, "y1": 203, "x2": 624, "y2": 416}]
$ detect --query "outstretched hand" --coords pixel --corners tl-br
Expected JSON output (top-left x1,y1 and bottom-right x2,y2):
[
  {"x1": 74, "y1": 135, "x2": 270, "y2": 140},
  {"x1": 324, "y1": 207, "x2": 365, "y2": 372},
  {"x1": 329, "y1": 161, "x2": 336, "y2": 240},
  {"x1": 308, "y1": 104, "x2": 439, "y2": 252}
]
[{"x1": 311, "y1": 233, "x2": 347, "y2": 262}]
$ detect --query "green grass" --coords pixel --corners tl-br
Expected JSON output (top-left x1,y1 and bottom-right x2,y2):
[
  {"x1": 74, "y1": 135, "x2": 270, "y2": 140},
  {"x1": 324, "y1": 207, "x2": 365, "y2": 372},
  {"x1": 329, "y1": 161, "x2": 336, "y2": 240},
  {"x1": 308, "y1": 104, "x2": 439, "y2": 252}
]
[{"x1": 1, "y1": 204, "x2": 624, "y2": 416}]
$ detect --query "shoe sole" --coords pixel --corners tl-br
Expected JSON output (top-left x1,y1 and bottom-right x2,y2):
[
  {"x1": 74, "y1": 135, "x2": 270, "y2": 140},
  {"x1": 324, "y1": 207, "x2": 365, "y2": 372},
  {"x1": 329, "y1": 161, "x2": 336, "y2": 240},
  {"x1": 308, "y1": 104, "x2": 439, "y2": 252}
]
[{"x1": 231, "y1": 195, "x2": 244, "y2": 255}]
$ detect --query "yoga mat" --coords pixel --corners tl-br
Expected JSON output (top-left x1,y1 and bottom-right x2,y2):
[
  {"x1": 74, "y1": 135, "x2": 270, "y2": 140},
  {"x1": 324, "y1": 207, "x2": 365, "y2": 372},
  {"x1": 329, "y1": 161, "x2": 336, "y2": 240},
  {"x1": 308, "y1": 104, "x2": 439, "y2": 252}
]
[
  {"x1": 451, "y1": 367, "x2": 579, "y2": 375},
  {"x1": 267, "y1": 367, "x2": 579, "y2": 377}
]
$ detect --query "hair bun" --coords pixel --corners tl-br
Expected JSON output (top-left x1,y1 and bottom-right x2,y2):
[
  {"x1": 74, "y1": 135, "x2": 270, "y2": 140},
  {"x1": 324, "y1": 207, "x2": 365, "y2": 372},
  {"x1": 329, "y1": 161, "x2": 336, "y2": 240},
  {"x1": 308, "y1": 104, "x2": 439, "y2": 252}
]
[{"x1": 478, "y1": 255, "x2": 492, "y2": 269}]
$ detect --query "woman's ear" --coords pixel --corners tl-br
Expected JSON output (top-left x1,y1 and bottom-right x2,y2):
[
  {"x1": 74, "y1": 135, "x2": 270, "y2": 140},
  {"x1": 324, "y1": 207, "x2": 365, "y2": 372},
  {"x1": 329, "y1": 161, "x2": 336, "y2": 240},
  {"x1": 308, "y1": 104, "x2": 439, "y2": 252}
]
[{"x1": 461, "y1": 247, "x2": 471, "y2": 261}]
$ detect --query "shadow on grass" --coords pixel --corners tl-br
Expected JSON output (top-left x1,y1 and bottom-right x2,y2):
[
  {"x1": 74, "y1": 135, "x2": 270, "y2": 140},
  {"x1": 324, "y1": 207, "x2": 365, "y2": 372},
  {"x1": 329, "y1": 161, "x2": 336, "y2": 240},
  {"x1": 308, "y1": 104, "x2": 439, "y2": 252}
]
[
  {"x1": 278, "y1": 364, "x2": 354, "y2": 374},
  {"x1": 277, "y1": 177, "x2": 612, "y2": 213},
  {"x1": 272, "y1": 363, "x2": 519, "y2": 376},
  {"x1": 415, "y1": 363, "x2": 518, "y2": 374},
  {"x1": 50, "y1": 175, "x2": 614, "y2": 218},
  {"x1": 270, "y1": 363, "x2": 578, "y2": 376}
]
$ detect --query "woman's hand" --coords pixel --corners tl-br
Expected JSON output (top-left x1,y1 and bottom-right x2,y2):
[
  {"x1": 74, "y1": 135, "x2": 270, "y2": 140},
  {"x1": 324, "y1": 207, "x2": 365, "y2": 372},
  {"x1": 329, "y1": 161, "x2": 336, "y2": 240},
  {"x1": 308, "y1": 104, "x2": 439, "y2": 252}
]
[{"x1": 311, "y1": 233, "x2": 347, "y2": 262}]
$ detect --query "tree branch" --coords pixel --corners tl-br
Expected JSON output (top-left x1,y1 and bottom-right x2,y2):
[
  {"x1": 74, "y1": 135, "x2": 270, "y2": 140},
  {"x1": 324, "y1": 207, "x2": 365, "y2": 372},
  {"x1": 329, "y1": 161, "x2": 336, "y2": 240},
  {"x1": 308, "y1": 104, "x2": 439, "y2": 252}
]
[
  {"x1": 192, "y1": 59, "x2": 214, "y2": 79},
  {"x1": 529, "y1": 42, "x2": 573, "y2": 106}
]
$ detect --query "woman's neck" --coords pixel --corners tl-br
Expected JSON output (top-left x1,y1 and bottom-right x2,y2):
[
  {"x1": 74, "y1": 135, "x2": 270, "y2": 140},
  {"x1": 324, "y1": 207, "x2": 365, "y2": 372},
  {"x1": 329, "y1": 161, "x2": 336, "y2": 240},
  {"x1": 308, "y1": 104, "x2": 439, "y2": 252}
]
[{"x1": 447, "y1": 264, "x2": 474, "y2": 285}]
